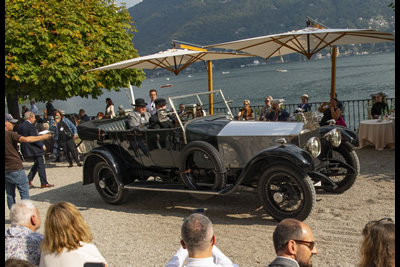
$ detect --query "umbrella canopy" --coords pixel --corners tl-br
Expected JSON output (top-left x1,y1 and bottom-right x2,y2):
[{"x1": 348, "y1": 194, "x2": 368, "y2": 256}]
[
  {"x1": 86, "y1": 48, "x2": 255, "y2": 75},
  {"x1": 204, "y1": 26, "x2": 394, "y2": 97},
  {"x1": 204, "y1": 27, "x2": 395, "y2": 60}
]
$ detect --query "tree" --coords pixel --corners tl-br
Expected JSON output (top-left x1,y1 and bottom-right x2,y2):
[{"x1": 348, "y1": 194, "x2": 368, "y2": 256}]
[{"x1": 5, "y1": 0, "x2": 145, "y2": 118}]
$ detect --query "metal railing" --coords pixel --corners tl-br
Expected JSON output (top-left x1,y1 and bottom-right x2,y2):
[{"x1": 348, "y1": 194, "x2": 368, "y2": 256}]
[{"x1": 213, "y1": 98, "x2": 395, "y2": 132}]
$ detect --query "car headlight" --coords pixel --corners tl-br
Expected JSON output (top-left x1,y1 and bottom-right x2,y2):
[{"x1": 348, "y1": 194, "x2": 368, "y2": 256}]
[
  {"x1": 305, "y1": 137, "x2": 321, "y2": 158},
  {"x1": 324, "y1": 128, "x2": 341, "y2": 147}
]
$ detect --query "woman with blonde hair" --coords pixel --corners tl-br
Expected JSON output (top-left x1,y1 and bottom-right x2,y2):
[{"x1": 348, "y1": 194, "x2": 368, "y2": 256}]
[
  {"x1": 39, "y1": 202, "x2": 107, "y2": 267},
  {"x1": 359, "y1": 218, "x2": 395, "y2": 267},
  {"x1": 237, "y1": 99, "x2": 254, "y2": 120}
]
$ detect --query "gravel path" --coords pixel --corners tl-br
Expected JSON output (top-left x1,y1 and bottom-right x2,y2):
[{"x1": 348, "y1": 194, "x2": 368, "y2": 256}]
[{"x1": 5, "y1": 146, "x2": 395, "y2": 267}]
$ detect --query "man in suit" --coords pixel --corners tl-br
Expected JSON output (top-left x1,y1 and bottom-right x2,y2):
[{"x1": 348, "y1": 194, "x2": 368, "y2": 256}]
[
  {"x1": 17, "y1": 111, "x2": 54, "y2": 189},
  {"x1": 148, "y1": 98, "x2": 175, "y2": 129},
  {"x1": 127, "y1": 98, "x2": 152, "y2": 128},
  {"x1": 269, "y1": 218, "x2": 317, "y2": 267}
]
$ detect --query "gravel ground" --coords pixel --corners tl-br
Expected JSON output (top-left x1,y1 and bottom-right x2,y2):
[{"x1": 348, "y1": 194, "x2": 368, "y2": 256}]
[{"x1": 5, "y1": 146, "x2": 395, "y2": 267}]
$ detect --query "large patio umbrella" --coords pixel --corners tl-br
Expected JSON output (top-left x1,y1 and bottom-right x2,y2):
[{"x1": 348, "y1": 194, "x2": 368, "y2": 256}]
[
  {"x1": 204, "y1": 26, "x2": 395, "y2": 97},
  {"x1": 86, "y1": 48, "x2": 255, "y2": 112}
]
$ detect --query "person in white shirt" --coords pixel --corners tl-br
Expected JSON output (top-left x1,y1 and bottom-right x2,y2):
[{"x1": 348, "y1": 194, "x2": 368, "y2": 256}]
[
  {"x1": 146, "y1": 89, "x2": 158, "y2": 115},
  {"x1": 39, "y1": 202, "x2": 107, "y2": 267},
  {"x1": 166, "y1": 213, "x2": 238, "y2": 267}
]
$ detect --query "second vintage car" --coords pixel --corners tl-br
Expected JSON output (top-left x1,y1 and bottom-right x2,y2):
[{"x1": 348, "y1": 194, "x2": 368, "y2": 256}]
[{"x1": 77, "y1": 90, "x2": 358, "y2": 221}]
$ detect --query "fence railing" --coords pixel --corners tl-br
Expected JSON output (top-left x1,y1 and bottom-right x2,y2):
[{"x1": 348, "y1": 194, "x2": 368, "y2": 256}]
[{"x1": 213, "y1": 98, "x2": 395, "y2": 132}]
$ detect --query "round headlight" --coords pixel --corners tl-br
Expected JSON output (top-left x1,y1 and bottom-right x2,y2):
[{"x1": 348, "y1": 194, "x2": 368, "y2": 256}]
[
  {"x1": 324, "y1": 128, "x2": 341, "y2": 148},
  {"x1": 305, "y1": 137, "x2": 321, "y2": 158}
]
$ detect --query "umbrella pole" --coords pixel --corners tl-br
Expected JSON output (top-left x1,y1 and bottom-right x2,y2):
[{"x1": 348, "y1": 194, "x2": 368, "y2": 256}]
[
  {"x1": 129, "y1": 82, "x2": 135, "y2": 106},
  {"x1": 208, "y1": 60, "x2": 214, "y2": 114},
  {"x1": 330, "y1": 46, "x2": 337, "y2": 98}
]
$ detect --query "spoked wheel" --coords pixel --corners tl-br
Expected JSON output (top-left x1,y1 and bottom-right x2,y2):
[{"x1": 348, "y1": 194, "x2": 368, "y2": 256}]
[
  {"x1": 323, "y1": 142, "x2": 360, "y2": 193},
  {"x1": 93, "y1": 161, "x2": 128, "y2": 204},
  {"x1": 257, "y1": 163, "x2": 316, "y2": 222},
  {"x1": 179, "y1": 141, "x2": 227, "y2": 199}
]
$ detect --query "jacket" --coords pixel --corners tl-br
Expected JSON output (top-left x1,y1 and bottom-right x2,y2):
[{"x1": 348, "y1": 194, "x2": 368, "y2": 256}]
[
  {"x1": 17, "y1": 120, "x2": 45, "y2": 157},
  {"x1": 49, "y1": 118, "x2": 77, "y2": 140}
]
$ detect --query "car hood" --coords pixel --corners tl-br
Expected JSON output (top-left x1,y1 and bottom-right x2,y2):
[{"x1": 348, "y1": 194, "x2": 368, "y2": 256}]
[{"x1": 217, "y1": 121, "x2": 305, "y2": 137}]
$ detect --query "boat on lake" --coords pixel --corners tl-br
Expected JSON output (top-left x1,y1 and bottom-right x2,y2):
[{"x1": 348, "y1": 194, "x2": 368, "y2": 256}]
[
  {"x1": 276, "y1": 69, "x2": 288, "y2": 72},
  {"x1": 160, "y1": 84, "x2": 173, "y2": 88}
]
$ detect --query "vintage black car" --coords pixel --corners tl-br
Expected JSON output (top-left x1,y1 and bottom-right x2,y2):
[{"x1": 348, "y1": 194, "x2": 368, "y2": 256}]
[{"x1": 77, "y1": 90, "x2": 359, "y2": 221}]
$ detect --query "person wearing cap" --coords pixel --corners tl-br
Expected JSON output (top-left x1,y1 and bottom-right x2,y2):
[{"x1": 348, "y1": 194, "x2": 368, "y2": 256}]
[
  {"x1": 148, "y1": 98, "x2": 176, "y2": 129},
  {"x1": 267, "y1": 100, "x2": 290, "y2": 122},
  {"x1": 17, "y1": 112, "x2": 54, "y2": 189},
  {"x1": 127, "y1": 98, "x2": 151, "y2": 128},
  {"x1": 294, "y1": 94, "x2": 312, "y2": 113},
  {"x1": 5, "y1": 114, "x2": 52, "y2": 209}
]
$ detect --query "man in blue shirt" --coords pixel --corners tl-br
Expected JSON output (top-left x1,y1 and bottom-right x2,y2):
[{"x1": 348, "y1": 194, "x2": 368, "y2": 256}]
[{"x1": 30, "y1": 101, "x2": 38, "y2": 115}]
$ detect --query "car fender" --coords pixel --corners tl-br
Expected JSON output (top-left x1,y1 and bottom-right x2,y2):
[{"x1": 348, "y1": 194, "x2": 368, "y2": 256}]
[
  {"x1": 238, "y1": 144, "x2": 315, "y2": 185},
  {"x1": 319, "y1": 125, "x2": 359, "y2": 146},
  {"x1": 82, "y1": 145, "x2": 130, "y2": 186}
]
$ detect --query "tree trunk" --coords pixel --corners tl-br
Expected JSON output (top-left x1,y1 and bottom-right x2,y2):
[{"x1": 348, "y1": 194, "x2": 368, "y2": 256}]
[{"x1": 6, "y1": 94, "x2": 20, "y2": 119}]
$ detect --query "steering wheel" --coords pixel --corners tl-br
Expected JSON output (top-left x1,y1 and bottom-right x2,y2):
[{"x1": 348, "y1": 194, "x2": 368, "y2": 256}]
[{"x1": 175, "y1": 111, "x2": 195, "y2": 127}]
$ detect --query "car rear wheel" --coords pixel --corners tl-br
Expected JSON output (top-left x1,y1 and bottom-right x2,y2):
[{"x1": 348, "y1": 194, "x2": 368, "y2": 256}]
[
  {"x1": 93, "y1": 161, "x2": 128, "y2": 204},
  {"x1": 323, "y1": 142, "x2": 360, "y2": 193},
  {"x1": 179, "y1": 141, "x2": 227, "y2": 194},
  {"x1": 257, "y1": 163, "x2": 316, "y2": 222}
]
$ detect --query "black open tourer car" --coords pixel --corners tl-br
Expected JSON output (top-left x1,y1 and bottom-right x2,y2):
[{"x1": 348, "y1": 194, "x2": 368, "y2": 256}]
[{"x1": 77, "y1": 90, "x2": 359, "y2": 221}]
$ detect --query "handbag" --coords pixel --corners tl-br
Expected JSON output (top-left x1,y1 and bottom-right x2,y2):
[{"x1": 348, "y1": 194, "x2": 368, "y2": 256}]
[
  {"x1": 335, "y1": 116, "x2": 347, "y2": 127},
  {"x1": 61, "y1": 121, "x2": 74, "y2": 138}
]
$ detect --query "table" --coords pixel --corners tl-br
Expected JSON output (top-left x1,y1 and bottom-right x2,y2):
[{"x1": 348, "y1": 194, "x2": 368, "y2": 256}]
[{"x1": 357, "y1": 119, "x2": 395, "y2": 150}]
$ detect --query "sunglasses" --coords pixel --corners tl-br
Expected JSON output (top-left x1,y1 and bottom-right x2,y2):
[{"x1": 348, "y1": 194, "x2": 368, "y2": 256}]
[
  {"x1": 265, "y1": 100, "x2": 270, "y2": 102},
  {"x1": 363, "y1": 218, "x2": 394, "y2": 234},
  {"x1": 293, "y1": 240, "x2": 315, "y2": 251},
  {"x1": 244, "y1": 103, "x2": 249, "y2": 106}
]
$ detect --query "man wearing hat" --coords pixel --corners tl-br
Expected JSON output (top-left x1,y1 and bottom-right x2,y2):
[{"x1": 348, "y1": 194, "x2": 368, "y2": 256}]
[
  {"x1": 127, "y1": 98, "x2": 151, "y2": 128},
  {"x1": 5, "y1": 114, "x2": 52, "y2": 209},
  {"x1": 294, "y1": 94, "x2": 312, "y2": 113},
  {"x1": 148, "y1": 98, "x2": 176, "y2": 129}
]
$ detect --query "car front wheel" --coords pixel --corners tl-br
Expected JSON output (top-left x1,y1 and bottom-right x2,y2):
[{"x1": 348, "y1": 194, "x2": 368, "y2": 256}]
[
  {"x1": 93, "y1": 161, "x2": 128, "y2": 205},
  {"x1": 257, "y1": 163, "x2": 316, "y2": 222}
]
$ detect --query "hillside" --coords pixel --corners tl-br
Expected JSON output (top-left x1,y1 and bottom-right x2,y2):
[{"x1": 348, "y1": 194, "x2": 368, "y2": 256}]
[{"x1": 129, "y1": 0, "x2": 395, "y2": 57}]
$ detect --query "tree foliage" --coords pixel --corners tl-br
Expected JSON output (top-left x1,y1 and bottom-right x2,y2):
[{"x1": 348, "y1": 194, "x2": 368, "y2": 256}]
[{"x1": 5, "y1": 0, "x2": 145, "y2": 117}]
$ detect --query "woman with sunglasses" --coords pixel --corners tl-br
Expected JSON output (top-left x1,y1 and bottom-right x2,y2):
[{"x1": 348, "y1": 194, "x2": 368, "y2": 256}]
[
  {"x1": 359, "y1": 218, "x2": 395, "y2": 267},
  {"x1": 237, "y1": 99, "x2": 254, "y2": 121}
]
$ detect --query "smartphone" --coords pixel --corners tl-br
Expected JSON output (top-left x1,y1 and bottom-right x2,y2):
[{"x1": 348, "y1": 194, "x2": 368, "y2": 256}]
[
  {"x1": 83, "y1": 263, "x2": 105, "y2": 267},
  {"x1": 192, "y1": 208, "x2": 206, "y2": 215}
]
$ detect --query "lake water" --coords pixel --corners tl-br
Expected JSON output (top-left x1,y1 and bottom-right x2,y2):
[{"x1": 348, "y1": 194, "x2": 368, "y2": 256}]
[{"x1": 11, "y1": 52, "x2": 395, "y2": 116}]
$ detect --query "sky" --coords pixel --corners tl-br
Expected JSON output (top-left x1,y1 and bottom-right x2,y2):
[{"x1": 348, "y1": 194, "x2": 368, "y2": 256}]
[{"x1": 114, "y1": 0, "x2": 142, "y2": 9}]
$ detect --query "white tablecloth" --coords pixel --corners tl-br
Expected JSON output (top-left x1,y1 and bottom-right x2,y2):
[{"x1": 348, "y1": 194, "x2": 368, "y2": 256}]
[{"x1": 358, "y1": 119, "x2": 395, "y2": 150}]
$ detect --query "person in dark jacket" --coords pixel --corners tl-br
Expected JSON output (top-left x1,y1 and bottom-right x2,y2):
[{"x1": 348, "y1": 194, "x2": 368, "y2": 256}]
[
  {"x1": 267, "y1": 101, "x2": 290, "y2": 121},
  {"x1": 16, "y1": 112, "x2": 54, "y2": 189},
  {"x1": 78, "y1": 109, "x2": 90, "y2": 122},
  {"x1": 148, "y1": 98, "x2": 175, "y2": 129},
  {"x1": 268, "y1": 218, "x2": 318, "y2": 267},
  {"x1": 371, "y1": 92, "x2": 389, "y2": 119},
  {"x1": 49, "y1": 110, "x2": 82, "y2": 168},
  {"x1": 46, "y1": 101, "x2": 56, "y2": 120}
]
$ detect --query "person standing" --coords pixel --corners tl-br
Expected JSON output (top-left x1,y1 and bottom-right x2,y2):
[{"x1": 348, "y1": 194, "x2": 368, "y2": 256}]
[
  {"x1": 146, "y1": 89, "x2": 158, "y2": 115},
  {"x1": 29, "y1": 101, "x2": 39, "y2": 115},
  {"x1": 39, "y1": 202, "x2": 107, "y2": 267},
  {"x1": 268, "y1": 218, "x2": 318, "y2": 267},
  {"x1": 105, "y1": 98, "x2": 115, "y2": 119},
  {"x1": 16, "y1": 112, "x2": 54, "y2": 189},
  {"x1": 5, "y1": 114, "x2": 52, "y2": 209},
  {"x1": 5, "y1": 200, "x2": 44, "y2": 266},
  {"x1": 45, "y1": 100, "x2": 56, "y2": 121},
  {"x1": 166, "y1": 213, "x2": 238, "y2": 267},
  {"x1": 49, "y1": 110, "x2": 82, "y2": 168}
]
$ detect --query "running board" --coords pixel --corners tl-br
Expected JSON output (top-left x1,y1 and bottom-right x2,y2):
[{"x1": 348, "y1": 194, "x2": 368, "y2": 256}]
[{"x1": 124, "y1": 181, "x2": 224, "y2": 195}]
